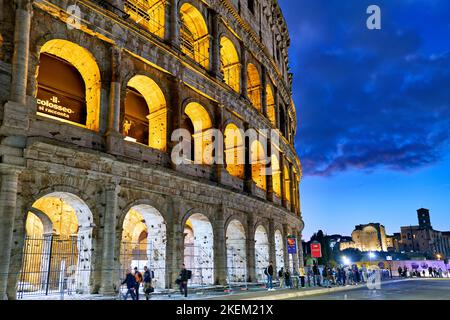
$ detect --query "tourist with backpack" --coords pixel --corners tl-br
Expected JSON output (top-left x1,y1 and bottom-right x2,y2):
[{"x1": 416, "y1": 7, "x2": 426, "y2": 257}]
[
  {"x1": 264, "y1": 261, "x2": 274, "y2": 291},
  {"x1": 284, "y1": 269, "x2": 292, "y2": 288},
  {"x1": 134, "y1": 267, "x2": 143, "y2": 300},
  {"x1": 143, "y1": 266, "x2": 154, "y2": 301},
  {"x1": 178, "y1": 264, "x2": 191, "y2": 298}
]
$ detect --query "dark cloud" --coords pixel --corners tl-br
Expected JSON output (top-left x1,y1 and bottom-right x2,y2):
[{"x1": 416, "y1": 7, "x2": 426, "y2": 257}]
[{"x1": 279, "y1": 0, "x2": 450, "y2": 176}]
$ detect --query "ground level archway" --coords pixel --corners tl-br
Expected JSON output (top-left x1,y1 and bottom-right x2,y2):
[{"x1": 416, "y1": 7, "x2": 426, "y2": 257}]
[
  {"x1": 120, "y1": 204, "x2": 167, "y2": 289},
  {"x1": 255, "y1": 225, "x2": 269, "y2": 283},
  {"x1": 183, "y1": 213, "x2": 214, "y2": 286},
  {"x1": 226, "y1": 220, "x2": 247, "y2": 283},
  {"x1": 18, "y1": 192, "x2": 93, "y2": 298}
]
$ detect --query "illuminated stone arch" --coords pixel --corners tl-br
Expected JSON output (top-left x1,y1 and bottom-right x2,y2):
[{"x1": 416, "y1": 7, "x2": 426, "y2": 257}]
[
  {"x1": 271, "y1": 153, "x2": 282, "y2": 198},
  {"x1": 224, "y1": 123, "x2": 244, "y2": 179},
  {"x1": 255, "y1": 225, "x2": 269, "y2": 282},
  {"x1": 20, "y1": 192, "x2": 94, "y2": 295},
  {"x1": 251, "y1": 140, "x2": 267, "y2": 190},
  {"x1": 120, "y1": 204, "x2": 167, "y2": 289},
  {"x1": 179, "y1": 3, "x2": 210, "y2": 69},
  {"x1": 266, "y1": 84, "x2": 276, "y2": 126},
  {"x1": 220, "y1": 36, "x2": 240, "y2": 92},
  {"x1": 225, "y1": 219, "x2": 247, "y2": 283},
  {"x1": 283, "y1": 164, "x2": 291, "y2": 203},
  {"x1": 184, "y1": 102, "x2": 213, "y2": 164},
  {"x1": 183, "y1": 213, "x2": 214, "y2": 285},
  {"x1": 124, "y1": 75, "x2": 167, "y2": 151},
  {"x1": 274, "y1": 229, "x2": 285, "y2": 272},
  {"x1": 247, "y1": 63, "x2": 262, "y2": 111},
  {"x1": 124, "y1": 0, "x2": 166, "y2": 38},
  {"x1": 38, "y1": 39, "x2": 101, "y2": 131}
]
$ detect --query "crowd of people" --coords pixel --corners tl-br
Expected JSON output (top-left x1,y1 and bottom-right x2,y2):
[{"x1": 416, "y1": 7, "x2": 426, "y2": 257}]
[
  {"x1": 397, "y1": 266, "x2": 449, "y2": 278},
  {"x1": 121, "y1": 264, "x2": 192, "y2": 300},
  {"x1": 121, "y1": 266, "x2": 154, "y2": 301},
  {"x1": 264, "y1": 261, "x2": 392, "y2": 291}
]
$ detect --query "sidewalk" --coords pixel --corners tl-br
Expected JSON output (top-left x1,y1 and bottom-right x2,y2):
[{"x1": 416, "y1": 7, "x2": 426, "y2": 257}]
[{"x1": 21, "y1": 277, "x2": 448, "y2": 300}]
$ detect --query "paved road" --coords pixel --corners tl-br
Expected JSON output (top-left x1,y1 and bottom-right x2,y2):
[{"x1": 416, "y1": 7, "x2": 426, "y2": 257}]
[{"x1": 290, "y1": 280, "x2": 450, "y2": 300}]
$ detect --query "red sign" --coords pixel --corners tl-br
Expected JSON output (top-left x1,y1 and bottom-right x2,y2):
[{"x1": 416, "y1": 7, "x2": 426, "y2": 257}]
[{"x1": 311, "y1": 242, "x2": 322, "y2": 258}]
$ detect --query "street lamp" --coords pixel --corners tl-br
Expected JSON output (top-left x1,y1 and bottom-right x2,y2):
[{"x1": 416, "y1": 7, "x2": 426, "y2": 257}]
[
  {"x1": 368, "y1": 251, "x2": 376, "y2": 265},
  {"x1": 436, "y1": 254, "x2": 442, "y2": 261},
  {"x1": 342, "y1": 256, "x2": 351, "y2": 266}
]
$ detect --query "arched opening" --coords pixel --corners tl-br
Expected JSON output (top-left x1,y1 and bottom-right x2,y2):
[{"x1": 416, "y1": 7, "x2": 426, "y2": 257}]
[
  {"x1": 18, "y1": 193, "x2": 94, "y2": 298},
  {"x1": 226, "y1": 220, "x2": 247, "y2": 283},
  {"x1": 275, "y1": 230, "x2": 285, "y2": 273},
  {"x1": 123, "y1": 75, "x2": 167, "y2": 151},
  {"x1": 37, "y1": 40, "x2": 101, "y2": 131},
  {"x1": 251, "y1": 140, "x2": 267, "y2": 190},
  {"x1": 183, "y1": 102, "x2": 213, "y2": 164},
  {"x1": 271, "y1": 154, "x2": 281, "y2": 198},
  {"x1": 224, "y1": 123, "x2": 244, "y2": 179},
  {"x1": 120, "y1": 205, "x2": 167, "y2": 289},
  {"x1": 255, "y1": 225, "x2": 269, "y2": 283},
  {"x1": 292, "y1": 169, "x2": 300, "y2": 214},
  {"x1": 247, "y1": 63, "x2": 262, "y2": 111},
  {"x1": 266, "y1": 85, "x2": 276, "y2": 126},
  {"x1": 220, "y1": 37, "x2": 240, "y2": 92},
  {"x1": 283, "y1": 165, "x2": 291, "y2": 204},
  {"x1": 179, "y1": 3, "x2": 210, "y2": 69},
  {"x1": 124, "y1": 0, "x2": 166, "y2": 38},
  {"x1": 183, "y1": 213, "x2": 214, "y2": 286}
]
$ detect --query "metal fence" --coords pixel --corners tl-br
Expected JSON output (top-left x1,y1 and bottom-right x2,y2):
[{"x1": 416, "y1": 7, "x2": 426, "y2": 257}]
[
  {"x1": 124, "y1": 0, "x2": 166, "y2": 38},
  {"x1": 17, "y1": 235, "x2": 90, "y2": 299}
]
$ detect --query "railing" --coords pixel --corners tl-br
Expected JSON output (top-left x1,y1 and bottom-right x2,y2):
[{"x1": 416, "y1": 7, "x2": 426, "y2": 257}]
[
  {"x1": 180, "y1": 23, "x2": 210, "y2": 69},
  {"x1": 124, "y1": 0, "x2": 166, "y2": 38}
]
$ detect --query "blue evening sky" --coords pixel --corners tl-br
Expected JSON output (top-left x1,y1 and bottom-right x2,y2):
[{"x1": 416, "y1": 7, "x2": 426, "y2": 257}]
[{"x1": 278, "y1": 0, "x2": 450, "y2": 239}]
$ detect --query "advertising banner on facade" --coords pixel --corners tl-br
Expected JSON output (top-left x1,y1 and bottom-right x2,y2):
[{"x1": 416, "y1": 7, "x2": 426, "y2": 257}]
[
  {"x1": 311, "y1": 242, "x2": 322, "y2": 258},
  {"x1": 287, "y1": 236, "x2": 297, "y2": 254}
]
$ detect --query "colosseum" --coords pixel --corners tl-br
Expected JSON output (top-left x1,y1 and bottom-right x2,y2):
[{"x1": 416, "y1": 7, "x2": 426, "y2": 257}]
[{"x1": 0, "y1": 0, "x2": 303, "y2": 299}]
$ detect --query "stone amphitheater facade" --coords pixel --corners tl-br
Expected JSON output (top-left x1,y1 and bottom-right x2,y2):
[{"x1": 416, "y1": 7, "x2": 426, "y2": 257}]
[{"x1": 0, "y1": 0, "x2": 303, "y2": 299}]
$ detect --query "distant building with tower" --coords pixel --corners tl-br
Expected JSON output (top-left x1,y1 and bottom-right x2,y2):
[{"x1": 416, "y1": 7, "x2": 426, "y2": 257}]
[{"x1": 398, "y1": 209, "x2": 450, "y2": 259}]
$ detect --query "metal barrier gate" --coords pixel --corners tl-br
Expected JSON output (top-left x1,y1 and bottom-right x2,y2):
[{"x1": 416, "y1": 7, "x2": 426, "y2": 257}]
[{"x1": 17, "y1": 235, "x2": 91, "y2": 299}]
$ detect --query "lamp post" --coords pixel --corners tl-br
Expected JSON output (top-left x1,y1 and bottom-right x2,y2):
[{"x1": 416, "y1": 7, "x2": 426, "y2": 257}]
[{"x1": 368, "y1": 251, "x2": 376, "y2": 265}]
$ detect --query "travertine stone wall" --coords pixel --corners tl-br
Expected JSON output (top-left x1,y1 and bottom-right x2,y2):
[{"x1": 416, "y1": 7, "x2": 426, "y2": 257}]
[{"x1": 0, "y1": 0, "x2": 303, "y2": 299}]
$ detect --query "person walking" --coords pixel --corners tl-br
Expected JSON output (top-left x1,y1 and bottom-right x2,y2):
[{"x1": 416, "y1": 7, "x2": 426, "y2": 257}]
[
  {"x1": 278, "y1": 267, "x2": 285, "y2": 288},
  {"x1": 346, "y1": 267, "x2": 354, "y2": 285},
  {"x1": 361, "y1": 265, "x2": 368, "y2": 283},
  {"x1": 284, "y1": 269, "x2": 292, "y2": 288},
  {"x1": 143, "y1": 266, "x2": 153, "y2": 301},
  {"x1": 398, "y1": 266, "x2": 403, "y2": 278},
  {"x1": 307, "y1": 268, "x2": 314, "y2": 287},
  {"x1": 265, "y1": 261, "x2": 274, "y2": 291},
  {"x1": 321, "y1": 267, "x2": 330, "y2": 288},
  {"x1": 121, "y1": 269, "x2": 137, "y2": 300},
  {"x1": 133, "y1": 267, "x2": 143, "y2": 301},
  {"x1": 299, "y1": 266, "x2": 306, "y2": 288},
  {"x1": 312, "y1": 263, "x2": 321, "y2": 287},
  {"x1": 178, "y1": 264, "x2": 190, "y2": 298}
]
